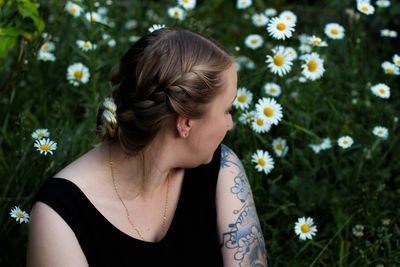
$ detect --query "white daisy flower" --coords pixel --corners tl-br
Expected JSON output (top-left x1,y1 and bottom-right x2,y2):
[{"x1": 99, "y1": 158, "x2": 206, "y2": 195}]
[
  {"x1": 234, "y1": 61, "x2": 241, "y2": 72},
  {"x1": 34, "y1": 138, "x2": 57, "y2": 155},
  {"x1": 31, "y1": 129, "x2": 50, "y2": 139},
  {"x1": 267, "y1": 17, "x2": 295, "y2": 40},
  {"x1": 298, "y1": 33, "x2": 312, "y2": 45},
  {"x1": 38, "y1": 51, "x2": 56, "y2": 62},
  {"x1": 97, "y1": 6, "x2": 108, "y2": 15},
  {"x1": 320, "y1": 137, "x2": 332, "y2": 150},
  {"x1": 251, "y1": 115, "x2": 272, "y2": 133},
  {"x1": 10, "y1": 206, "x2": 29, "y2": 223},
  {"x1": 255, "y1": 97, "x2": 283, "y2": 126},
  {"x1": 309, "y1": 35, "x2": 328, "y2": 47},
  {"x1": 107, "y1": 39, "x2": 116, "y2": 47},
  {"x1": 309, "y1": 143, "x2": 323, "y2": 154},
  {"x1": 244, "y1": 34, "x2": 263, "y2": 50},
  {"x1": 66, "y1": 2, "x2": 83, "y2": 17},
  {"x1": 129, "y1": 35, "x2": 140, "y2": 43},
  {"x1": 279, "y1": 10, "x2": 297, "y2": 24},
  {"x1": 244, "y1": 57, "x2": 255, "y2": 69},
  {"x1": 40, "y1": 41, "x2": 55, "y2": 52},
  {"x1": 370, "y1": 83, "x2": 390, "y2": 99},
  {"x1": 252, "y1": 13, "x2": 269, "y2": 27},
  {"x1": 294, "y1": 217, "x2": 317, "y2": 240},
  {"x1": 272, "y1": 137, "x2": 289, "y2": 157},
  {"x1": 168, "y1": 6, "x2": 185, "y2": 20},
  {"x1": 357, "y1": 2, "x2": 375, "y2": 14},
  {"x1": 352, "y1": 224, "x2": 364, "y2": 237},
  {"x1": 375, "y1": 0, "x2": 390, "y2": 7},
  {"x1": 76, "y1": 40, "x2": 96, "y2": 51},
  {"x1": 239, "y1": 110, "x2": 256, "y2": 124},
  {"x1": 285, "y1": 46, "x2": 298, "y2": 60},
  {"x1": 301, "y1": 52, "x2": 325, "y2": 80},
  {"x1": 393, "y1": 54, "x2": 400, "y2": 66},
  {"x1": 233, "y1": 87, "x2": 253, "y2": 110},
  {"x1": 148, "y1": 24, "x2": 166, "y2": 33},
  {"x1": 265, "y1": 8, "x2": 277, "y2": 17},
  {"x1": 251, "y1": 150, "x2": 274, "y2": 175},
  {"x1": 178, "y1": 0, "x2": 196, "y2": 9},
  {"x1": 337, "y1": 136, "x2": 354, "y2": 149},
  {"x1": 324, "y1": 23, "x2": 345, "y2": 39},
  {"x1": 266, "y1": 46, "x2": 293, "y2": 76},
  {"x1": 298, "y1": 44, "x2": 312, "y2": 54},
  {"x1": 298, "y1": 76, "x2": 307, "y2": 83},
  {"x1": 381, "y1": 61, "x2": 400, "y2": 75},
  {"x1": 67, "y1": 62, "x2": 90, "y2": 86},
  {"x1": 264, "y1": 82, "x2": 281, "y2": 97},
  {"x1": 381, "y1": 29, "x2": 397, "y2": 38},
  {"x1": 237, "y1": 0, "x2": 252, "y2": 9},
  {"x1": 85, "y1": 11, "x2": 103, "y2": 23},
  {"x1": 125, "y1": 19, "x2": 137, "y2": 30},
  {"x1": 372, "y1": 126, "x2": 388, "y2": 139}
]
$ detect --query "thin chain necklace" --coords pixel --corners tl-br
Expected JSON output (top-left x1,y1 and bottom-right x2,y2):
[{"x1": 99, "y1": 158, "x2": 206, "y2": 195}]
[{"x1": 108, "y1": 144, "x2": 169, "y2": 241}]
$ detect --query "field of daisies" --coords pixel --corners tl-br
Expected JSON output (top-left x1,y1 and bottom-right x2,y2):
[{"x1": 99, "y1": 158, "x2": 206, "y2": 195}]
[{"x1": 1, "y1": 0, "x2": 399, "y2": 266}]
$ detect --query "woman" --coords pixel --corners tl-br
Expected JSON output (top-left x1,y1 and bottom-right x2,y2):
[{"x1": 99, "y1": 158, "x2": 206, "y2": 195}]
[{"x1": 27, "y1": 28, "x2": 267, "y2": 266}]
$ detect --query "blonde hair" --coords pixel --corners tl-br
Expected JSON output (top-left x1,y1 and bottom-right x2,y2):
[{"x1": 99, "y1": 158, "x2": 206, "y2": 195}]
[{"x1": 97, "y1": 28, "x2": 233, "y2": 155}]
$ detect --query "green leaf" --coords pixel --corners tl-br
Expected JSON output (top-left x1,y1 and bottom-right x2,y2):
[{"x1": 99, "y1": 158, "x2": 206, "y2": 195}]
[
  {"x1": 0, "y1": 35, "x2": 17, "y2": 58},
  {"x1": 17, "y1": 0, "x2": 45, "y2": 32}
]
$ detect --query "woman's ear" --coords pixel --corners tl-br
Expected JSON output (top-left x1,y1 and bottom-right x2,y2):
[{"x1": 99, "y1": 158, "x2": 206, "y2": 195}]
[{"x1": 176, "y1": 115, "x2": 191, "y2": 138}]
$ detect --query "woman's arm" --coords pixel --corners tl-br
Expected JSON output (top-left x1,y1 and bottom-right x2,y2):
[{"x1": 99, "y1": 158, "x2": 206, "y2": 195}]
[
  {"x1": 26, "y1": 202, "x2": 89, "y2": 267},
  {"x1": 216, "y1": 144, "x2": 267, "y2": 267}
]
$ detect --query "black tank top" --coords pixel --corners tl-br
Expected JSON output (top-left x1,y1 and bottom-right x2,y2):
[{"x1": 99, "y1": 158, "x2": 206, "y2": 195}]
[{"x1": 31, "y1": 145, "x2": 223, "y2": 266}]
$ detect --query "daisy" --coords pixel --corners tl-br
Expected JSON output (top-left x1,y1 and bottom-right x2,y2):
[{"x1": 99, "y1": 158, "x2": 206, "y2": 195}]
[
  {"x1": 255, "y1": 97, "x2": 283, "y2": 126},
  {"x1": 267, "y1": 17, "x2": 295, "y2": 40},
  {"x1": 264, "y1": 82, "x2": 281, "y2": 97},
  {"x1": 381, "y1": 61, "x2": 400, "y2": 75},
  {"x1": 233, "y1": 87, "x2": 253, "y2": 110},
  {"x1": 76, "y1": 40, "x2": 96, "y2": 51},
  {"x1": 393, "y1": 54, "x2": 400, "y2": 66},
  {"x1": 97, "y1": 7, "x2": 108, "y2": 15},
  {"x1": 298, "y1": 44, "x2": 312, "y2": 54},
  {"x1": 272, "y1": 137, "x2": 289, "y2": 157},
  {"x1": 320, "y1": 137, "x2": 332, "y2": 150},
  {"x1": 237, "y1": 0, "x2": 252, "y2": 9},
  {"x1": 309, "y1": 143, "x2": 323, "y2": 154},
  {"x1": 148, "y1": 24, "x2": 166, "y2": 33},
  {"x1": 34, "y1": 138, "x2": 57, "y2": 155},
  {"x1": 337, "y1": 136, "x2": 354, "y2": 149},
  {"x1": 251, "y1": 115, "x2": 272, "y2": 133},
  {"x1": 370, "y1": 83, "x2": 390, "y2": 98},
  {"x1": 245, "y1": 34, "x2": 263, "y2": 50},
  {"x1": 352, "y1": 224, "x2": 364, "y2": 237},
  {"x1": 239, "y1": 110, "x2": 256, "y2": 124},
  {"x1": 67, "y1": 62, "x2": 90, "y2": 86},
  {"x1": 357, "y1": 1, "x2": 375, "y2": 15},
  {"x1": 125, "y1": 19, "x2": 137, "y2": 30},
  {"x1": 10, "y1": 206, "x2": 29, "y2": 223},
  {"x1": 298, "y1": 33, "x2": 312, "y2": 45},
  {"x1": 324, "y1": 23, "x2": 345, "y2": 39},
  {"x1": 279, "y1": 10, "x2": 297, "y2": 24},
  {"x1": 168, "y1": 6, "x2": 185, "y2": 20},
  {"x1": 252, "y1": 13, "x2": 269, "y2": 27},
  {"x1": 301, "y1": 52, "x2": 325, "y2": 80},
  {"x1": 294, "y1": 217, "x2": 317, "y2": 240},
  {"x1": 372, "y1": 126, "x2": 388, "y2": 139},
  {"x1": 38, "y1": 51, "x2": 56, "y2": 62},
  {"x1": 85, "y1": 11, "x2": 103, "y2": 23},
  {"x1": 40, "y1": 41, "x2": 55, "y2": 52},
  {"x1": 178, "y1": 0, "x2": 196, "y2": 9},
  {"x1": 285, "y1": 46, "x2": 298, "y2": 60},
  {"x1": 251, "y1": 150, "x2": 274, "y2": 175},
  {"x1": 66, "y1": 2, "x2": 83, "y2": 17},
  {"x1": 234, "y1": 61, "x2": 241, "y2": 72},
  {"x1": 375, "y1": 0, "x2": 390, "y2": 7},
  {"x1": 265, "y1": 8, "x2": 277, "y2": 17},
  {"x1": 381, "y1": 29, "x2": 397, "y2": 38},
  {"x1": 129, "y1": 35, "x2": 140, "y2": 43},
  {"x1": 107, "y1": 39, "x2": 116, "y2": 47},
  {"x1": 309, "y1": 35, "x2": 328, "y2": 47},
  {"x1": 31, "y1": 129, "x2": 50, "y2": 139},
  {"x1": 266, "y1": 46, "x2": 293, "y2": 76},
  {"x1": 243, "y1": 57, "x2": 255, "y2": 69}
]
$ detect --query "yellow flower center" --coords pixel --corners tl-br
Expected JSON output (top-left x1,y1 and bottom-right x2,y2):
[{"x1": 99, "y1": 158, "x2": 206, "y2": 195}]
[
  {"x1": 183, "y1": 0, "x2": 189, "y2": 3},
  {"x1": 70, "y1": 7, "x2": 77, "y2": 13},
  {"x1": 40, "y1": 144, "x2": 51, "y2": 151},
  {"x1": 43, "y1": 45, "x2": 49, "y2": 50},
  {"x1": 238, "y1": 95, "x2": 246, "y2": 103},
  {"x1": 251, "y1": 38, "x2": 258, "y2": 44},
  {"x1": 301, "y1": 224, "x2": 310, "y2": 233},
  {"x1": 273, "y1": 55, "x2": 284, "y2": 66},
  {"x1": 38, "y1": 133, "x2": 45, "y2": 137},
  {"x1": 246, "y1": 114, "x2": 254, "y2": 120},
  {"x1": 258, "y1": 158, "x2": 266, "y2": 166},
  {"x1": 313, "y1": 40, "x2": 321, "y2": 45},
  {"x1": 83, "y1": 43, "x2": 91, "y2": 48},
  {"x1": 276, "y1": 143, "x2": 282, "y2": 150},
  {"x1": 286, "y1": 16, "x2": 291, "y2": 20},
  {"x1": 361, "y1": 6, "x2": 369, "y2": 12},
  {"x1": 269, "y1": 88, "x2": 276, "y2": 93},
  {"x1": 74, "y1": 70, "x2": 83, "y2": 80},
  {"x1": 396, "y1": 60, "x2": 400, "y2": 65},
  {"x1": 378, "y1": 130, "x2": 383, "y2": 134},
  {"x1": 43, "y1": 55, "x2": 48, "y2": 59},
  {"x1": 387, "y1": 31, "x2": 391, "y2": 35},
  {"x1": 258, "y1": 18, "x2": 262, "y2": 22},
  {"x1": 174, "y1": 11, "x2": 180, "y2": 17},
  {"x1": 379, "y1": 88, "x2": 385, "y2": 94},
  {"x1": 242, "y1": 1, "x2": 246, "y2": 4},
  {"x1": 307, "y1": 60, "x2": 317, "y2": 72},
  {"x1": 91, "y1": 16, "x2": 96, "y2": 21},
  {"x1": 16, "y1": 213, "x2": 25, "y2": 218},
  {"x1": 331, "y1": 29, "x2": 339, "y2": 35},
  {"x1": 277, "y1": 23, "x2": 286, "y2": 31},
  {"x1": 343, "y1": 140, "x2": 349, "y2": 145},
  {"x1": 257, "y1": 118, "x2": 264, "y2": 126},
  {"x1": 264, "y1": 107, "x2": 273, "y2": 117},
  {"x1": 386, "y1": 68, "x2": 393, "y2": 74}
]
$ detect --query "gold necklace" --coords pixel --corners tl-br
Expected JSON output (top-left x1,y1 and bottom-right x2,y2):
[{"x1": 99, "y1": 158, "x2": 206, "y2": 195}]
[{"x1": 109, "y1": 144, "x2": 169, "y2": 241}]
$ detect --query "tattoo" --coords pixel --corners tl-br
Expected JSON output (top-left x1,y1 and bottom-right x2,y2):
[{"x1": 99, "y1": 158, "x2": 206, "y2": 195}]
[{"x1": 220, "y1": 144, "x2": 267, "y2": 266}]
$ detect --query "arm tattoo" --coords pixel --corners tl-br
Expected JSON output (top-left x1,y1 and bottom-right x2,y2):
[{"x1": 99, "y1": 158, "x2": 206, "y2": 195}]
[{"x1": 220, "y1": 144, "x2": 267, "y2": 266}]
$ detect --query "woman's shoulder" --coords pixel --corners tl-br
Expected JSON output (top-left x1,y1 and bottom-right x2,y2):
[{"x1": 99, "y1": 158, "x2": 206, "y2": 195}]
[{"x1": 220, "y1": 144, "x2": 243, "y2": 171}]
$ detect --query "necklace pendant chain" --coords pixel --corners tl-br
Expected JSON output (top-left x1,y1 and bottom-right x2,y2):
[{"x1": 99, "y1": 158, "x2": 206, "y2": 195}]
[{"x1": 109, "y1": 144, "x2": 169, "y2": 241}]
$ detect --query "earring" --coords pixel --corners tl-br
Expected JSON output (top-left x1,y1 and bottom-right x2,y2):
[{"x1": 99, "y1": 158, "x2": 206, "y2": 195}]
[{"x1": 183, "y1": 133, "x2": 188, "y2": 138}]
